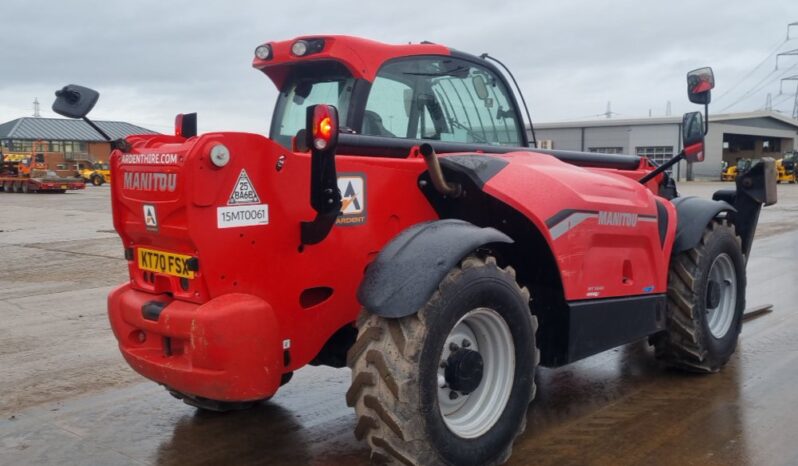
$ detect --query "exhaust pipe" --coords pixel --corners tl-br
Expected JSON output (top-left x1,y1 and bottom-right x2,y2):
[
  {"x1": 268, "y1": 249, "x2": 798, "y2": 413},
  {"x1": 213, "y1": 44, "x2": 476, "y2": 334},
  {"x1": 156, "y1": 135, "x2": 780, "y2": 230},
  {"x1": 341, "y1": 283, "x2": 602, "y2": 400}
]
[{"x1": 419, "y1": 143, "x2": 462, "y2": 198}]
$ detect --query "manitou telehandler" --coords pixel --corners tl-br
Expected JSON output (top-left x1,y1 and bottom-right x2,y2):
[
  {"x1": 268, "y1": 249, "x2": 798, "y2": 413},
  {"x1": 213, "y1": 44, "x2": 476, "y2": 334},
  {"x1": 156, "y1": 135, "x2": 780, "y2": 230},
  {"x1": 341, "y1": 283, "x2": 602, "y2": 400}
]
[{"x1": 53, "y1": 36, "x2": 775, "y2": 466}]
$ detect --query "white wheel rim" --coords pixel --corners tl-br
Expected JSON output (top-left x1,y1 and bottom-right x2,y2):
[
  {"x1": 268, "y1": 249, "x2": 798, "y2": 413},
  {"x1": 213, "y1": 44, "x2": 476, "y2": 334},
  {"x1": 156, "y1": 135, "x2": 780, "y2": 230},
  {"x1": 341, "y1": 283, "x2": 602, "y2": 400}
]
[
  {"x1": 437, "y1": 307, "x2": 515, "y2": 439},
  {"x1": 706, "y1": 253, "x2": 737, "y2": 339}
]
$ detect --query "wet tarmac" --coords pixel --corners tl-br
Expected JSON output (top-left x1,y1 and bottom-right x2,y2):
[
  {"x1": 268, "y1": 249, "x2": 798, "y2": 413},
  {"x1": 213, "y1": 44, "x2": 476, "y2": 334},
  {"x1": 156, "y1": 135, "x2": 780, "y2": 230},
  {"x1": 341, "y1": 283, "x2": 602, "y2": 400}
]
[{"x1": 2, "y1": 184, "x2": 798, "y2": 465}]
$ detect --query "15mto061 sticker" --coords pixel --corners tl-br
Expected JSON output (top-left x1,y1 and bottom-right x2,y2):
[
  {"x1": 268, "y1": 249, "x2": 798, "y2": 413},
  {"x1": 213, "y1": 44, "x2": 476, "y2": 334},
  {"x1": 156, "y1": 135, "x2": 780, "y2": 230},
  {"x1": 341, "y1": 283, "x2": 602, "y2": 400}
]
[
  {"x1": 217, "y1": 169, "x2": 269, "y2": 228},
  {"x1": 217, "y1": 204, "x2": 269, "y2": 229}
]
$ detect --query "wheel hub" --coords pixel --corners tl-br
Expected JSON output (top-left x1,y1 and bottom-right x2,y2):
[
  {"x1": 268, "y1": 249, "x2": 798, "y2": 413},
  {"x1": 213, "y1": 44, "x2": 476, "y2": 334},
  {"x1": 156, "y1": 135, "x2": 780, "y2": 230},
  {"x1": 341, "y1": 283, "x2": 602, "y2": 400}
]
[
  {"x1": 706, "y1": 279, "x2": 721, "y2": 309},
  {"x1": 437, "y1": 307, "x2": 516, "y2": 439},
  {"x1": 705, "y1": 253, "x2": 738, "y2": 339},
  {"x1": 444, "y1": 348, "x2": 484, "y2": 394}
]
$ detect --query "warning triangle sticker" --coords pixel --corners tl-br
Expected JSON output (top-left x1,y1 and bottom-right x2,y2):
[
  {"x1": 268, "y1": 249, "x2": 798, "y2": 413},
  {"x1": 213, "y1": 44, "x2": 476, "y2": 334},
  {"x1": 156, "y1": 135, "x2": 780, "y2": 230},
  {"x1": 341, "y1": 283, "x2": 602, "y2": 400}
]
[{"x1": 227, "y1": 169, "x2": 261, "y2": 205}]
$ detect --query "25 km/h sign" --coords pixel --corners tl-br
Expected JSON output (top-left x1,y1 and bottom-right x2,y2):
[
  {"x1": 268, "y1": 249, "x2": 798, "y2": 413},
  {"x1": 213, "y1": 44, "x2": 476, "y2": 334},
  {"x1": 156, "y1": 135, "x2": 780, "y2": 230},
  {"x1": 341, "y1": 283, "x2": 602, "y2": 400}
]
[{"x1": 228, "y1": 170, "x2": 261, "y2": 205}]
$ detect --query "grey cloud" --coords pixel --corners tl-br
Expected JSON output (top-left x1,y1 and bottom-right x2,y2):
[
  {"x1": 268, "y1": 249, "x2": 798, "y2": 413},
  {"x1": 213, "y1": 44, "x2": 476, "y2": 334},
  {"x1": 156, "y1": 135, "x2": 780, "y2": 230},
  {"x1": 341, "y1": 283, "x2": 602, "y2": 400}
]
[{"x1": 0, "y1": 0, "x2": 795, "y2": 133}]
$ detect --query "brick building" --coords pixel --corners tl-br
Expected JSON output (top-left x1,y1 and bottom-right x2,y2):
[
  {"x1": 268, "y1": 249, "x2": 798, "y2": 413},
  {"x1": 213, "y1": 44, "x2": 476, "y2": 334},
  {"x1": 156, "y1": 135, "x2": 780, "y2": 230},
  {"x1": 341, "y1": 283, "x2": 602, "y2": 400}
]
[{"x1": 0, "y1": 117, "x2": 157, "y2": 171}]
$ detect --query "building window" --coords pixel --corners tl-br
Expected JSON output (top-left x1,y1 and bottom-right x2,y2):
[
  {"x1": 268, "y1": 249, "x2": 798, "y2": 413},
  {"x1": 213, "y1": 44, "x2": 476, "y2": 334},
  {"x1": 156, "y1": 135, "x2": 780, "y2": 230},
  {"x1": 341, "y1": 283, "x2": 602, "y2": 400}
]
[
  {"x1": 636, "y1": 146, "x2": 674, "y2": 166},
  {"x1": 589, "y1": 147, "x2": 624, "y2": 154}
]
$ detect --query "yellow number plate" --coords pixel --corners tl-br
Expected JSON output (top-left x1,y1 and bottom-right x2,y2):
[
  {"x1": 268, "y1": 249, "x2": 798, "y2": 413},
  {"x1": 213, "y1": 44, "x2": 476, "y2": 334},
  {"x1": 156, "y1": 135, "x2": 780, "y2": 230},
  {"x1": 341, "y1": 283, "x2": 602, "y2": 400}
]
[
  {"x1": 137, "y1": 248, "x2": 195, "y2": 279},
  {"x1": 61, "y1": 185, "x2": 67, "y2": 189}
]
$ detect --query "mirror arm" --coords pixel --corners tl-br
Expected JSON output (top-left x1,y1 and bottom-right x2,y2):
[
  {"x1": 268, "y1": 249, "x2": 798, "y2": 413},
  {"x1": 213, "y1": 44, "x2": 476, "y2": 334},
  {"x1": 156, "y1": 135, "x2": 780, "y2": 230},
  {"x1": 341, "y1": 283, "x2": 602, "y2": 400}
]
[
  {"x1": 82, "y1": 116, "x2": 130, "y2": 152},
  {"x1": 704, "y1": 102, "x2": 709, "y2": 135},
  {"x1": 640, "y1": 151, "x2": 685, "y2": 185},
  {"x1": 82, "y1": 116, "x2": 112, "y2": 142}
]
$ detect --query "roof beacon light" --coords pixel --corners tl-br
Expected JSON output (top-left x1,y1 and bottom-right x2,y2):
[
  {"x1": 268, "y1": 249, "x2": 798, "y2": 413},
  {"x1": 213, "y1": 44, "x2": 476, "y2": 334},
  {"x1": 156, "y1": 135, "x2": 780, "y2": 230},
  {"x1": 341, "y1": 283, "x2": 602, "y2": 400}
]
[
  {"x1": 311, "y1": 105, "x2": 338, "y2": 151},
  {"x1": 291, "y1": 40, "x2": 309, "y2": 57},
  {"x1": 209, "y1": 143, "x2": 231, "y2": 168},
  {"x1": 254, "y1": 44, "x2": 272, "y2": 60}
]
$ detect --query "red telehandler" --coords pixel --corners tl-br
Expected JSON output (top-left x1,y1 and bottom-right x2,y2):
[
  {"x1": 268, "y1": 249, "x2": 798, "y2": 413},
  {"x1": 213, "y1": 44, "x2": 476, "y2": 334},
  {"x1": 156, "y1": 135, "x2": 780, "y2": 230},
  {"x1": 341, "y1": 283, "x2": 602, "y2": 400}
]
[{"x1": 53, "y1": 36, "x2": 775, "y2": 466}]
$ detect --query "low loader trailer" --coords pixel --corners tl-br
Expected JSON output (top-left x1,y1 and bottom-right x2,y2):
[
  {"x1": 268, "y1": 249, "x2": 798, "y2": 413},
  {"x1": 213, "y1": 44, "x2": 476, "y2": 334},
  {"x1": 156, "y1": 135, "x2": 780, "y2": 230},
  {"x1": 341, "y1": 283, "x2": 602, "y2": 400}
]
[{"x1": 1, "y1": 152, "x2": 85, "y2": 193}]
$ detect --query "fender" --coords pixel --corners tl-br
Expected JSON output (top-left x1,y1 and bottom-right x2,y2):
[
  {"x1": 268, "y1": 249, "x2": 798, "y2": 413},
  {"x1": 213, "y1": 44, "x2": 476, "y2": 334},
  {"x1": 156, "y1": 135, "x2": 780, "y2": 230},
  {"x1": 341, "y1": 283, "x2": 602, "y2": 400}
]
[
  {"x1": 357, "y1": 219, "x2": 513, "y2": 318},
  {"x1": 671, "y1": 196, "x2": 735, "y2": 255}
]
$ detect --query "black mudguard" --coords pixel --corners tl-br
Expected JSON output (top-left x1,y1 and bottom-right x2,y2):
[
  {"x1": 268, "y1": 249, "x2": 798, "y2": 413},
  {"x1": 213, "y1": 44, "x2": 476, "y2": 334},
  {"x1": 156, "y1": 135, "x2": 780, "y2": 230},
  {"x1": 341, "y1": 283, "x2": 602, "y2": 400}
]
[
  {"x1": 671, "y1": 197, "x2": 735, "y2": 255},
  {"x1": 357, "y1": 219, "x2": 513, "y2": 318}
]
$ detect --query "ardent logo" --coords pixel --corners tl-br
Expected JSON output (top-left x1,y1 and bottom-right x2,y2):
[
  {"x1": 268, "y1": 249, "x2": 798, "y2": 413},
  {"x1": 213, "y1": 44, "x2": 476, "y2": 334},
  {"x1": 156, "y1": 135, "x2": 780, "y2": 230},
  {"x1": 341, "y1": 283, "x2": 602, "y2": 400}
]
[
  {"x1": 336, "y1": 175, "x2": 366, "y2": 226},
  {"x1": 143, "y1": 204, "x2": 158, "y2": 232},
  {"x1": 124, "y1": 172, "x2": 177, "y2": 192}
]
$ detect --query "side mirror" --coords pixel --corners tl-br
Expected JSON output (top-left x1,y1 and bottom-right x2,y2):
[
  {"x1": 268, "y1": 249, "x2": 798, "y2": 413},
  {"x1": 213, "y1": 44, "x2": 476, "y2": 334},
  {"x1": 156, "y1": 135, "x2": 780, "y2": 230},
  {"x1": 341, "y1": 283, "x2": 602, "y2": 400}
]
[
  {"x1": 682, "y1": 111, "x2": 705, "y2": 163},
  {"x1": 687, "y1": 67, "x2": 714, "y2": 105},
  {"x1": 472, "y1": 75, "x2": 489, "y2": 100},
  {"x1": 52, "y1": 85, "x2": 99, "y2": 119}
]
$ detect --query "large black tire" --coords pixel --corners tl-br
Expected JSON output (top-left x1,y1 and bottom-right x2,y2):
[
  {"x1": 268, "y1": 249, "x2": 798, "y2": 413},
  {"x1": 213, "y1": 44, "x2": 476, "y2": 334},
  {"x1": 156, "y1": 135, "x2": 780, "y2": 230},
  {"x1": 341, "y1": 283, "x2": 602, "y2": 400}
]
[
  {"x1": 91, "y1": 174, "x2": 104, "y2": 186},
  {"x1": 654, "y1": 220, "x2": 746, "y2": 372},
  {"x1": 347, "y1": 255, "x2": 538, "y2": 466}
]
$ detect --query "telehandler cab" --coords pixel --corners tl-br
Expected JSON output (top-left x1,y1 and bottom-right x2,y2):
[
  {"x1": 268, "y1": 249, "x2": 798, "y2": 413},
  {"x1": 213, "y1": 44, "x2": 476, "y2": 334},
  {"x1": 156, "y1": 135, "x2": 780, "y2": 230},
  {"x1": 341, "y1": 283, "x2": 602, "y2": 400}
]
[{"x1": 53, "y1": 36, "x2": 775, "y2": 466}]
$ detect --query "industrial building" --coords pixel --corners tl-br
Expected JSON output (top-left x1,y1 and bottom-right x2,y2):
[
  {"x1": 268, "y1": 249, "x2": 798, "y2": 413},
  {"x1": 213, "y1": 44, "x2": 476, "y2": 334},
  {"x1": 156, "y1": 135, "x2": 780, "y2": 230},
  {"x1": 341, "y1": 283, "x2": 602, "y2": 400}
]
[
  {"x1": 534, "y1": 111, "x2": 798, "y2": 180},
  {"x1": 0, "y1": 117, "x2": 157, "y2": 169}
]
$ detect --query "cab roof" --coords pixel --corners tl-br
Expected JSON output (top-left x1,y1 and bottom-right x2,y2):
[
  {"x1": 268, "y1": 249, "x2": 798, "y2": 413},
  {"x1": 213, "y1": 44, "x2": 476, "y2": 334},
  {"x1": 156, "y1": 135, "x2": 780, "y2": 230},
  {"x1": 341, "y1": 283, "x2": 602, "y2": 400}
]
[{"x1": 252, "y1": 35, "x2": 451, "y2": 89}]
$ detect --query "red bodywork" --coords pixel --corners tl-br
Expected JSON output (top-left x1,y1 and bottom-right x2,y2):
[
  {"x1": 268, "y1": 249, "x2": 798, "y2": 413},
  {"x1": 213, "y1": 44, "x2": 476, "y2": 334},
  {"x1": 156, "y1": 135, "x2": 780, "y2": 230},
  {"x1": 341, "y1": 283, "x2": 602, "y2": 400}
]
[{"x1": 107, "y1": 36, "x2": 675, "y2": 402}]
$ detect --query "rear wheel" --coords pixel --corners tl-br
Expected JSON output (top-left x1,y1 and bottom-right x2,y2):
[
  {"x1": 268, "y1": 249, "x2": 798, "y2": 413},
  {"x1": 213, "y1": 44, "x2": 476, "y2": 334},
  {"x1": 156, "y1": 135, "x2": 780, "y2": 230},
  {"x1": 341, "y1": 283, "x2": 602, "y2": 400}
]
[
  {"x1": 12, "y1": 182, "x2": 21, "y2": 193},
  {"x1": 91, "y1": 174, "x2": 104, "y2": 186},
  {"x1": 654, "y1": 220, "x2": 746, "y2": 372},
  {"x1": 347, "y1": 255, "x2": 538, "y2": 466}
]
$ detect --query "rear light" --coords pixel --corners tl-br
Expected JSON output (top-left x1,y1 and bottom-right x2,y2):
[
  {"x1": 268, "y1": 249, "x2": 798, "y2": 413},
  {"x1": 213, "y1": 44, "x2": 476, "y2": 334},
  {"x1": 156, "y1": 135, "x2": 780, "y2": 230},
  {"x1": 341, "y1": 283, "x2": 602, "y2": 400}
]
[
  {"x1": 254, "y1": 44, "x2": 272, "y2": 60},
  {"x1": 209, "y1": 144, "x2": 231, "y2": 167},
  {"x1": 310, "y1": 105, "x2": 339, "y2": 151},
  {"x1": 175, "y1": 113, "x2": 197, "y2": 138},
  {"x1": 291, "y1": 39, "x2": 325, "y2": 57}
]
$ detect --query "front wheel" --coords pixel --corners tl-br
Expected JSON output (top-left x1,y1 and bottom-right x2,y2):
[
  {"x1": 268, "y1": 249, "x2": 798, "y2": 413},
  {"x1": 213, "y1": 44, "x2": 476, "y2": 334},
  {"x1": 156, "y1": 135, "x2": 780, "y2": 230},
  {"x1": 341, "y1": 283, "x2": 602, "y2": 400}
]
[
  {"x1": 347, "y1": 255, "x2": 538, "y2": 466},
  {"x1": 91, "y1": 175, "x2": 104, "y2": 186},
  {"x1": 654, "y1": 220, "x2": 746, "y2": 372}
]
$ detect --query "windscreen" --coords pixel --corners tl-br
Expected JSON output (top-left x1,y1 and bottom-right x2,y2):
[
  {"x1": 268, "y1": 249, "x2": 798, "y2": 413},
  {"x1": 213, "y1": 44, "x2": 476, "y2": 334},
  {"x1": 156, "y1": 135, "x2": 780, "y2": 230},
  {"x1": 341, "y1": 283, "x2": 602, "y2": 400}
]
[
  {"x1": 362, "y1": 56, "x2": 523, "y2": 146},
  {"x1": 270, "y1": 61, "x2": 355, "y2": 148}
]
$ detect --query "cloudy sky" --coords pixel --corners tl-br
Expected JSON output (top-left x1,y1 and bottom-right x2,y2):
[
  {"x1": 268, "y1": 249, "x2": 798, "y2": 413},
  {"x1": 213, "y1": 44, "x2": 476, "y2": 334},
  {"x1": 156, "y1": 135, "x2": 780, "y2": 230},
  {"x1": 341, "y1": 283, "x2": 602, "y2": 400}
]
[{"x1": 0, "y1": 0, "x2": 796, "y2": 135}]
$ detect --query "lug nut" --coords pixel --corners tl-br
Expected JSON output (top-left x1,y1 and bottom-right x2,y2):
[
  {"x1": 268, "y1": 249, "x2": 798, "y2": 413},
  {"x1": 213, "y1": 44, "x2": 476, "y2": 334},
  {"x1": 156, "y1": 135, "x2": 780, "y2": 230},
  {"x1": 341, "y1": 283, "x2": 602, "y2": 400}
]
[
  {"x1": 439, "y1": 361, "x2": 447, "y2": 369},
  {"x1": 449, "y1": 342, "x2": 460, "y2": 352},
  {"x1": 461, "y1": 340, "x2": 471, "y2": 348},
  {"x1": 449, "y1": 391, "x2": 459, "y2": 400}
]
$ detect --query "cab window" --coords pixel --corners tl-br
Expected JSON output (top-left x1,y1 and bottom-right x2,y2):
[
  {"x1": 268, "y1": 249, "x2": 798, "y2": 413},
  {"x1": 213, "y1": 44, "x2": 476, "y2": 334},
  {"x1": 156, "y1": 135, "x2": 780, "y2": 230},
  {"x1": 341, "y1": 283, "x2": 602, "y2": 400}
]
[
  {"x1": 362, "y1": 56, "x2": 522, "y2": 146},
  {"x1": 270, "y1": 62, "x2": 355, "y2": 149}
]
